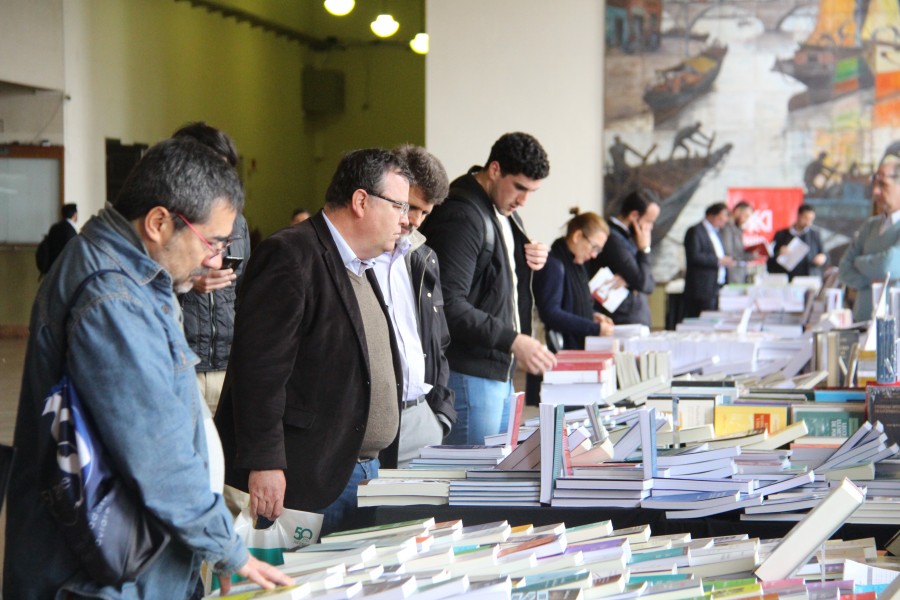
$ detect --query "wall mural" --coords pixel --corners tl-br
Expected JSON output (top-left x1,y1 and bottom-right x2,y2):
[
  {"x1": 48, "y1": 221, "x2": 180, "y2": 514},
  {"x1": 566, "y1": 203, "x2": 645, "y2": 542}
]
[{"x1": 604, "y1": 0, "x2": 900, "y2": 282}]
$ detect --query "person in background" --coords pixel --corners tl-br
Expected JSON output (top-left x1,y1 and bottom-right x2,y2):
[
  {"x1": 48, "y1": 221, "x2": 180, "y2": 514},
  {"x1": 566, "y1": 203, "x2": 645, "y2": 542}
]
[
  {"x1": 42, "y1": 203, "x2": 79, "y2": 274},
  {"x1": 587, "y1": 191, "x2": 659, "y2": 327},
  {"x1": 683, "y1": 202, "x2": 735, "y2": 318},
  {"x1": 534, "y1": 209, "x2": 615, "y2": 351},
  {"x1": 216, "y1": 149, "x2": 409, "y2": 536},
  {"x1": 419, "y1": 132, "x2": 556, "y2": 445},
  {"x1": 721, "y1": 200, "x2": 754, "y2": 284},
  {"x1": 174, "y1": 122, "x2": 251, "y2": 414},
  {"x1": 374, "y1": 145, "x2": 456, "y2": 467},
  {"x1": 291, "y1": 207, "x2": 310, "y2": 225},
  {"x1": 768, "y1": 204, "x2": 827, "y2": 280},
  {"x1": 4, "y1": 138, "x2": 291, "y2": 599},
  {"x1": 839, "y1": 157, "x2": 900, "y2": 321}
]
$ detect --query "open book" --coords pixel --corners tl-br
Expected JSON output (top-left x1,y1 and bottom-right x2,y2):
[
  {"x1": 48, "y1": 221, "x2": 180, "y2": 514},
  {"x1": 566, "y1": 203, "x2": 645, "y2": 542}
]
[
  {"x1": 776, "y1": 236, "x2": 810, "y2": 272},
  {"x1": 589, "y1": 267, "x2": 629, "y2": 314}
]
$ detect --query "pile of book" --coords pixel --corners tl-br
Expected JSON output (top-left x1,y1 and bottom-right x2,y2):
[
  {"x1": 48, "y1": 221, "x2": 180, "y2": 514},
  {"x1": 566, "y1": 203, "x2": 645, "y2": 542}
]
[{"x1": 211, "y1": 479, "x2": 900, "y2": 600}]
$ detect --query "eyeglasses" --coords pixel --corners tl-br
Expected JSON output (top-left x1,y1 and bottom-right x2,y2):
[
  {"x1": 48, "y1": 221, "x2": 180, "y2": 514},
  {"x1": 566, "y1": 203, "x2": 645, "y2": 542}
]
[
  {"x1": 365, "y1": 190, "x2": 410, "y2": 216},
  {"x1": 175, "y1": 213, "x2": 238, "y2": 257}
]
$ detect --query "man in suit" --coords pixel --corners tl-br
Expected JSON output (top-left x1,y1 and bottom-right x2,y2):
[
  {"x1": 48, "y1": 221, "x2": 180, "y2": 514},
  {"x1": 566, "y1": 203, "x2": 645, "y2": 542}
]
[
  {"x1": 45, "y1": 203, "x2": 79, "y2": 269},
  {"x1": 768, "y1": 204, "x2": 827, "y2": 280},
  {"x1": 374, "y1": 145, "x2": 456, "y2": 466},
  {"x1": 720, "y1": 200, "x2": 754, "y2": 284},
  {"x1": 215, "y1": 149, "x2": 409, "y2": 535},
  {"x1": 683, "y1": 202, "x2": 735, "y2": 318},
  {"x1": 587, "y1": 191, "x2": 660, "y2": 327},
  {"x1": 840, "y1": 157, "x2": 900, "y2": 321}
]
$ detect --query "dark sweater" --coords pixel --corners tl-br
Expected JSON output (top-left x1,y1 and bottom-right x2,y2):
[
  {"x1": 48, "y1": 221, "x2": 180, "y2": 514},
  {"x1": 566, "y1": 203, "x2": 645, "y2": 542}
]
[{"x1": 533, "y1": 238, "x2": 600, "y2": 350}]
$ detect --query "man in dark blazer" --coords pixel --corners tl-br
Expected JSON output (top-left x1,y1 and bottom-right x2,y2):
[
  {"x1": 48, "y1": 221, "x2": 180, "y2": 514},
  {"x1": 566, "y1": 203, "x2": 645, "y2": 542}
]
[
  {"x1": 587, "y1": 191, "x2": 659, "y2": 327},
  {"x1": 215, "y1": 149, "x2": 410, "y2": 535},
  {"x1": 46, "y1": 203, "x2": 78, "y2": 268},
  {"x1": 683, "y1": 202, "x2": 735, "y2": 318},
  {"x1": 768, "y1": 204, "x2": 827, "y2": 279}
]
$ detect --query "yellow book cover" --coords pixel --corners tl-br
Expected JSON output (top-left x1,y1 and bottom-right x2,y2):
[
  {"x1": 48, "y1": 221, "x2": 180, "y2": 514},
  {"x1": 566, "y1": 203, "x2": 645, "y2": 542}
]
[{"x1": 714, "y1": 405, "x2": 789, "y2": 437}]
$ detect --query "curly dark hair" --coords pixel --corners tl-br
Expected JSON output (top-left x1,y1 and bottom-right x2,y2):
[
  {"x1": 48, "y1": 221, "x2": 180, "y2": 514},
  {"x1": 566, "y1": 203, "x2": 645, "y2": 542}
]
[{"x1": 485, "y1": 132, "x2": 550, "y2": 180}]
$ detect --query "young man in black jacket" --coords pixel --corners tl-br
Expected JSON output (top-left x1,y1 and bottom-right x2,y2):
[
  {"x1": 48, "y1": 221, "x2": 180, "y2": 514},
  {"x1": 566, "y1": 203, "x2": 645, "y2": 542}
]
[
  {"x1": 373, "y1": 145, "x2": 457, "y2": 465},
  {"x1": 420, "y1": 132, "x2": 557, "y2": 445}
]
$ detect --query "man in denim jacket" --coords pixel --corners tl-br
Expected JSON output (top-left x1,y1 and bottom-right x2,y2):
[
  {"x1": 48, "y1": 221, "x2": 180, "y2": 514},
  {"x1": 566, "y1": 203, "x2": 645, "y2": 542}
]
[{"x1": 4, "y1": 138, "x2": 290, "y2": 599}]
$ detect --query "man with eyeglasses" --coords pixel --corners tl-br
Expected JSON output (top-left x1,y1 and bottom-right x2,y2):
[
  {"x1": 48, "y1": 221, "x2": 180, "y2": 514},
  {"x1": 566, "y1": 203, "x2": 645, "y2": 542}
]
[
  {"x1": 419, "y1": 132, "x2": 557, "y2": 445},
  {"x1": 216, "y1": 148, "x2": 410, "y2": 536},
  {"x1": 5, "y1": 137, "x2": 291, "y2": 598},
  {"x1": 373, "y1": 145, "x2": 457, "y2": 466},
  {"x1": 173, "y1": 123, "x2": 251, "y2": 416},
  {"x1": 839, "y1": 156, "x2": 900, "y2": 321}
]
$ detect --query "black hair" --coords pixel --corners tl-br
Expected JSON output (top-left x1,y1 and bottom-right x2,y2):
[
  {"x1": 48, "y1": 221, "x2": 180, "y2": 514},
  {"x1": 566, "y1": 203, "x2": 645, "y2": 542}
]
[
  {"x1": 706, "y1": 202, "x2": 729, "y2": 217},
  {"x1": 172, "y1": 121, "x2": 239, "y2": 168},
  {"x1": 798, "y1": 203, "x2": 816, "y2": 215},
  {"x1": 62, "y1": 203, "x2": 77, "y2": 220},
  {"x1": 113, "y1": 137, "x2": 244, "y2": 226},
  {"x1": 325, "y1": 148, "x2": 412, "y2": 208},
  {"x1": 394, "y1": 144, "x2": 449, "y2": 205},
  {"x1": 619, "y1": 191, "x2": 651, "y2": 218},
  {"x1": 485, "y1": 132, "x2": 550, "y2": 180}
]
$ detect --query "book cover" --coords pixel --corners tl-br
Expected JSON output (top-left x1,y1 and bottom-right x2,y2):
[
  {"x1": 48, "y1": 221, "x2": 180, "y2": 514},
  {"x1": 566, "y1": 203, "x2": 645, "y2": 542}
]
[
  {"x1": 790, "y1": 404, "x2": 864, "y2": 438},
  {"x1": 867, "y1": 383, "x2": 900, "y2": 446},
  {"x1": 714, "y1": 405, "x2": 789, "y2": 437}
]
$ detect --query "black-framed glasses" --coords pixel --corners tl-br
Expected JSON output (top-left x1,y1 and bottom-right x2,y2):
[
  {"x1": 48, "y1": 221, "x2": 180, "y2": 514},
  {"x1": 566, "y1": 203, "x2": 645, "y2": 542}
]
[
  {"x1": 175, "y1": 213, "x2": 239, "y2": 257},
  {"x1": 365, "y1": 190, "x2": 410, "y2": 216}
]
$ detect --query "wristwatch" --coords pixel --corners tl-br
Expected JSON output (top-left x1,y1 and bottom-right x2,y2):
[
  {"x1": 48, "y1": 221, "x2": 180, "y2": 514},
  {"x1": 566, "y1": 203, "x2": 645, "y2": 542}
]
[{"x1": 641, "y1": 246, "x2": 651, "y2": 254}]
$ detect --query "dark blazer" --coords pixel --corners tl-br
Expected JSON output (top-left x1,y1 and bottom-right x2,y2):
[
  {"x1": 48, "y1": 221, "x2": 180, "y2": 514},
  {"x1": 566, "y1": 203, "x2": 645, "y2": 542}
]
[
  {"x1": 587, "y1": 220, "x2": 654, "y2": 327},
  {"x1": 215, "y1": 211, "x2": 403, "y2": 511},
  {"x1": 767, "y1": 227, "x2": 825, "y2": 279},
  {"x1": 47, "y1": 219, "x2": 77, "y2": 267},
  {"x1": 406, "y1": 235, "x2": 456, "y2": 429},
  {"x1": 419, "y1": 171, "x2": 533, "y2": 382},
  {"x1": 684, "y1": 220, "x2": 723, "y2": 300}
]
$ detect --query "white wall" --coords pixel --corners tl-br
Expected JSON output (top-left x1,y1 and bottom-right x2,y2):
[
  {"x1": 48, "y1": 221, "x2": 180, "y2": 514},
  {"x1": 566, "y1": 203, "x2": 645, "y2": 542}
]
[
  {"x1": 425, "y1": 0, "x2": 605, "y2": 246},
  {"x1": 0, "y1": 0, "x2": 64, "y2": 90}
]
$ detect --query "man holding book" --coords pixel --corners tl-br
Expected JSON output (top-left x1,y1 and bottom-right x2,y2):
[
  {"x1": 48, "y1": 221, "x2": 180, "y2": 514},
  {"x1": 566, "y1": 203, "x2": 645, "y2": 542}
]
[
  {"x1": 768, "y1": 204, "x2": 826, "y2": 280},
  {"x1": 419, "y1": 132, "x2": 557, "y2": 445},
  {"x1": 373, "y1": 144, "x2": 457, "y2": 466},
  {"x1": 216, "y1": 149, "x2": 409, "y2": 535}
]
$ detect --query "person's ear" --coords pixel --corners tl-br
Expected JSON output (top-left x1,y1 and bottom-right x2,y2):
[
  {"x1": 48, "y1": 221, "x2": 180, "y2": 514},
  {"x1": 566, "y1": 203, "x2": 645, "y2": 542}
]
[
  {"x1": 143, "y1": 206, "x2": 171, "y2": 244},
  {"x1": 350, "y1": 189, "x2": 368, "y2": 219}
]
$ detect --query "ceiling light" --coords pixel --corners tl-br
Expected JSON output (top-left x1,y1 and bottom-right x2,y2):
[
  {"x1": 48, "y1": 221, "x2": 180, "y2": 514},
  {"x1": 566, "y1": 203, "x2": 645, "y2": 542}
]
[
  {"x1": 323, "y1": 0, "x2": 354, "y2": 16},
  {"x1": 410, "y1": 33, "x2": 429, "y2": 55},
  {"x1": 370, "y1": 14, "x2": 399, "y2": 38}
]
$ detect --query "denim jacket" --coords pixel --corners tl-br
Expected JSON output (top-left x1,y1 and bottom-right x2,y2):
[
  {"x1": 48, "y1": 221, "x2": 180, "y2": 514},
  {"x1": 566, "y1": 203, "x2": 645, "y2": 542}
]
[{"x1": 3, "y1": 207, "x2": 247, "y2": 600}]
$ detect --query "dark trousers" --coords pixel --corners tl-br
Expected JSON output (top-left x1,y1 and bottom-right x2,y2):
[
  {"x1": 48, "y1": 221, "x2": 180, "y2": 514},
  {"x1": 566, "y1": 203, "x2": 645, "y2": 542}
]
[{"x1": 683, "y1": 293, "x2": 718, "y2": 319}]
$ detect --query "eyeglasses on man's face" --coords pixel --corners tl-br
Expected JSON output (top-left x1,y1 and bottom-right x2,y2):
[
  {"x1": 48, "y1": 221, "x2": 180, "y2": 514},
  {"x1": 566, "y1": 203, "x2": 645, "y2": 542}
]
[
  {"x1": 365, "y1": 190, "x2": 410, "y2": 216},
  {"x1": 175, "y1": 212, "x2": 239, "y2": 257}
]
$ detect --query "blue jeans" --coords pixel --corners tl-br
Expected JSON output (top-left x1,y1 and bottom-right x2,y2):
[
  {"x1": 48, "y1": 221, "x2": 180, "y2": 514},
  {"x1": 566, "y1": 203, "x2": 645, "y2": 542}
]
[
  {"x1": 444, "y1": 371, "x2": 512, "y2": 445},
  {"x1": 318, "y1": 458, "x2": 379, "y2": 537}
]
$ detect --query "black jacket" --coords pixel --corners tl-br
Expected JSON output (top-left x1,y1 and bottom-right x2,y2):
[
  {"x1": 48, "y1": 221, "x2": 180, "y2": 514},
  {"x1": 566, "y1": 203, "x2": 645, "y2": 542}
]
[
  {"x1": 406, "y1": 231, "x2": 457, "y2": 428},
  {"x1": 180, "y1": 214, "x2": 251, "y2": 371},
  {"x1": 684, "y1": 221, "x2": 722, "y2": 299},
  {"x1": 419, "y1": 170, "x2": 533, "y2": 382},
  {"x1": 534, "y1": 238, "x2": 600, "y2": 350},
  {"x1": 46, "y1": 219, "x2": 77, "y2": 268},
  {"x1": 216, "y1": 211, "x2": 403, "y2": 510},
  {"x1": 767, "y1": 226, "x2": 825, "y2": 279},
  {"x1": 587, "y1": 220, "x2": 654, "y2": 327}
]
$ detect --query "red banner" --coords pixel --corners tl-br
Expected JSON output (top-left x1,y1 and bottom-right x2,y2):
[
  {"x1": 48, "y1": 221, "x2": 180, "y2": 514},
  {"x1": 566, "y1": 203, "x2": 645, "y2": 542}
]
[{"x1": 727, "y1": 188, "x2": 804, "y2": 247}]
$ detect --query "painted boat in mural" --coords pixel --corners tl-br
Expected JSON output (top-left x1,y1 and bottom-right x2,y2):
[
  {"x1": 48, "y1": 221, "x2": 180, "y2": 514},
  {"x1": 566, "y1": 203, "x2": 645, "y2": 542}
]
[
  {"x1": 604, "y1": 142, "x2": 733, "y2": 245},
  {"x1": 804, "y1": 178, "x2": 872, "y2": 239},
  {"x1": 773, "y1": 0, "x2": 880, "y2": 111},
  {"x1": 643, "y1": 42, "x2": 729, "y2": 126}
]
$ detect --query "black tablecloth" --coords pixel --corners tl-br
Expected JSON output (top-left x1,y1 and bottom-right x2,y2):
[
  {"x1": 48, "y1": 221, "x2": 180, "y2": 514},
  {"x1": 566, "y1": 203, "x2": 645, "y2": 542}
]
[{"x1": 370, "y1": 505, "x2": 897, "y2": 547}]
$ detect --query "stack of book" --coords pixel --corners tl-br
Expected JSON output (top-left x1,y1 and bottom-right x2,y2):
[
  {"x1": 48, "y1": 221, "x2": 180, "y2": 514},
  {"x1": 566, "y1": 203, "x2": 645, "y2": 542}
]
[
  {"x1": 408, "y1": 444, "x2": 511, "y2": 471},
  {"x1": 212, "y1": 480, "x2": 892, "y2": 600},
  {"x1": 540, "y1": 350, "x2": 617, "y2": 406}
]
